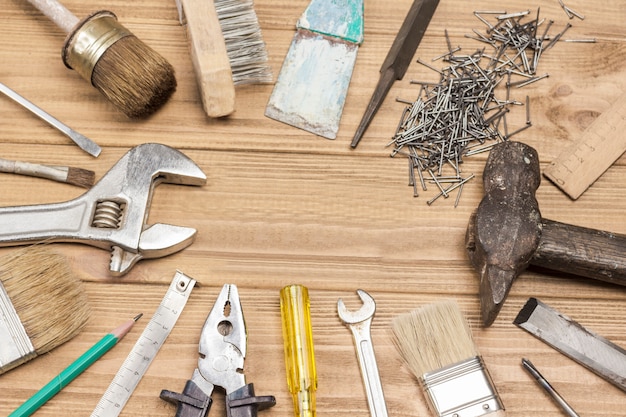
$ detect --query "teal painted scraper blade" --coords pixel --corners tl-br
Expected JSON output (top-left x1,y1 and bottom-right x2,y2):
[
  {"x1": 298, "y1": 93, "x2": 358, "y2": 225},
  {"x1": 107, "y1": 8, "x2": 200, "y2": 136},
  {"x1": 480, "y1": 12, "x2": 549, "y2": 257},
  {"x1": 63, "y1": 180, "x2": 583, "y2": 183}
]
[{"x1": 265, "y1": 0, "x2": 364, "y2": 139}]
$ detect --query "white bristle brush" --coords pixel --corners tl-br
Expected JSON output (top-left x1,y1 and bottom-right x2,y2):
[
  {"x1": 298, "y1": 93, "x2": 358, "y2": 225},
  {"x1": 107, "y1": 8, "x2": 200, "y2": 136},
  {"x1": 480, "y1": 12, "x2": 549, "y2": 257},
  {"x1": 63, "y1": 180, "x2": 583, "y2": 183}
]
[{"x1": 392, "y1": 299, "x2": 506, "y2": 417}]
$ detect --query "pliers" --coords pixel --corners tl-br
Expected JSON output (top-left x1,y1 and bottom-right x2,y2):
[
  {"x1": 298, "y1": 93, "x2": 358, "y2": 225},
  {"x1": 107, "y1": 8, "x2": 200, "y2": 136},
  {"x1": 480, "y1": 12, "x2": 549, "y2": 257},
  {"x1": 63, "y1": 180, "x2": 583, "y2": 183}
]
[{"x1": 160, "y1": 284, "x2": 276, "y2": 417}]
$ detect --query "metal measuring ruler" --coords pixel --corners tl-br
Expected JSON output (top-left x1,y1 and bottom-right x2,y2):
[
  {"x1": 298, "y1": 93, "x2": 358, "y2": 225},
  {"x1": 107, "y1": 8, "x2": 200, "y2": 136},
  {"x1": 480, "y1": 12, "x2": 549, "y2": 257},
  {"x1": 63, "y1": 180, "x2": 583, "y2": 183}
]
[
  {"x1": 543, "y1": 92, "x2": 626, "y2": 200},
  {"x1": 90, "y1": 271, "x2": 196, "y2": 417}
]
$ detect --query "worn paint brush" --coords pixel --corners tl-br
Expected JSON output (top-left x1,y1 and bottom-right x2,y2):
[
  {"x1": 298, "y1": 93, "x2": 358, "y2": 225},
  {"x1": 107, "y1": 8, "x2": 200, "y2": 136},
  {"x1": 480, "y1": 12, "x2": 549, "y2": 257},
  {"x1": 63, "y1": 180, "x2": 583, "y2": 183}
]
[
  {"x1": 26, "y1": 0, "x2": 176, "y2": 118},
  {"x1": 176, "y1": 0, "x2": 272, "y2": 117},
  {"x1": 392, "y1": 300, "x2": 505, "y2": 417},
  {"x1": 0, "y1": 157, "x2": 95, "y2": 188},
  {"x1": 0, "y1": 246, "x2": 91, "y2": 375}
]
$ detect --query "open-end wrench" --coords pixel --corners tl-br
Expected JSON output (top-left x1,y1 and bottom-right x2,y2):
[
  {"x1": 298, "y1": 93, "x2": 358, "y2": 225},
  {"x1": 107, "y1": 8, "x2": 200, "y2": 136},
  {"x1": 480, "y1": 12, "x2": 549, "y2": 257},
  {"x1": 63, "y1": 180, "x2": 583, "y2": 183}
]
[
  {"x1": 337, "y1": 289, "x2": 388, "y2": 417},
  {"x1": 0, "y1": 143, "x2": 206, "y2": 276}
]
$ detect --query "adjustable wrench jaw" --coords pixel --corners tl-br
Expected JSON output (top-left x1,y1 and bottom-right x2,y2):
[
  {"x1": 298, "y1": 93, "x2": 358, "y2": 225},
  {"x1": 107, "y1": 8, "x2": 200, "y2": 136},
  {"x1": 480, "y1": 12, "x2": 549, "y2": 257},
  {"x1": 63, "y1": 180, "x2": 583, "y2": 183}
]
[{"x1": 0, "y1": 143, "x2": 207, "y2": 275}]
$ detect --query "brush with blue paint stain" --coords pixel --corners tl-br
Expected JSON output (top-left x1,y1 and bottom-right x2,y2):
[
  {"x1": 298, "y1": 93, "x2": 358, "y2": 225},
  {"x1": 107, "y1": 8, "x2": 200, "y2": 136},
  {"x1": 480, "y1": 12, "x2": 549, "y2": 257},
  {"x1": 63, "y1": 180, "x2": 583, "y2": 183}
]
[{"x1": 265, "y1": 0, "x2": 364, "y2": 140}]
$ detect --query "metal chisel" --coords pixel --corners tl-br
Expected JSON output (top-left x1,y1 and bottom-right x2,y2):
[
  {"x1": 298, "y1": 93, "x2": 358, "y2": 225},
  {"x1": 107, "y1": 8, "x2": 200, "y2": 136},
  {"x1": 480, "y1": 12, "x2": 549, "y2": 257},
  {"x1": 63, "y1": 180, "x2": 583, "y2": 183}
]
[{"x1": 514, "y1": 297, "x2": 626, "y2": 392}]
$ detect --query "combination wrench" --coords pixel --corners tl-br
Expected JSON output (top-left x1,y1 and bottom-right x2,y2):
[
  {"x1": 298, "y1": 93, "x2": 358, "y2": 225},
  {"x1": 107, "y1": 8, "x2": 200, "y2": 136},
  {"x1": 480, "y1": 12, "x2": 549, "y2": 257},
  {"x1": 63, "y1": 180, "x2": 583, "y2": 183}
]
[{"x1": 337, "y1": 289, "x2": 388, "y2": 417}]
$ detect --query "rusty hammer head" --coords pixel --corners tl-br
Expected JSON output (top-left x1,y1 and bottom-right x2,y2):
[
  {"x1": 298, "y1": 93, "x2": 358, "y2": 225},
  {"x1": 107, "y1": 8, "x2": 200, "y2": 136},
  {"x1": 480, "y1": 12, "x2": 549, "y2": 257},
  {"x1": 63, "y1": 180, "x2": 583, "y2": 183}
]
[{"x1": 466, "y1": 141, "x2": 543, "y2": 327}]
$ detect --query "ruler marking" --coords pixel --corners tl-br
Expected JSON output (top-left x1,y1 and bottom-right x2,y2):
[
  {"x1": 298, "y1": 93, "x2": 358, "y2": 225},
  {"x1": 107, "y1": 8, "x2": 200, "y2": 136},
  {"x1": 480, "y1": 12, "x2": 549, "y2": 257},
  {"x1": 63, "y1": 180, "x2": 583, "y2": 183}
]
[
  {"x1": 90, "y1": 271, "x2": 196, "y2": 417},
  {"x1": 545, "y1": 92, "x2": 626, "y2": 199}
]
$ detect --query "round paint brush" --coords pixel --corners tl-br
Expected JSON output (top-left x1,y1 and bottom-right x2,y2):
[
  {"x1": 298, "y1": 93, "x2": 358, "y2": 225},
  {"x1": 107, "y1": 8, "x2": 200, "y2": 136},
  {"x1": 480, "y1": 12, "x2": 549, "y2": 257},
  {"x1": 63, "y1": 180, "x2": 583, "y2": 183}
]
[{"x1": 26, "y1": 0, "x2": 176, "y2": 118}]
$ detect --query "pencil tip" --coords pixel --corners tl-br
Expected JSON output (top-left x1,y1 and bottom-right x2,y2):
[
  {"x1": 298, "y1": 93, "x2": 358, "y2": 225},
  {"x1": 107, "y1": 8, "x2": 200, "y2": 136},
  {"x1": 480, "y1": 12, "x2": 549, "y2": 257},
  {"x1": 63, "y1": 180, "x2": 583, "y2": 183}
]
[{"x1": 134, "y1": 313, "x2": 143, "y2": 322}]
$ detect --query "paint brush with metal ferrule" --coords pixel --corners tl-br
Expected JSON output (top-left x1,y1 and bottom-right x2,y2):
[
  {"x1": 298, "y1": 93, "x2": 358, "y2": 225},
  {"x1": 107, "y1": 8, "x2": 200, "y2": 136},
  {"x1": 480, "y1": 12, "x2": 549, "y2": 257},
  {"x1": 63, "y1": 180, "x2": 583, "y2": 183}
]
[
  {"x1": 392, "y1": 299, "x2": 505, "y2": 417},
  {"x1": 0, "y1": 246, "x2": 91, "y2": 375},
  {"x1": 25, "y1": 0, "x2": 176, "y2": 118}
]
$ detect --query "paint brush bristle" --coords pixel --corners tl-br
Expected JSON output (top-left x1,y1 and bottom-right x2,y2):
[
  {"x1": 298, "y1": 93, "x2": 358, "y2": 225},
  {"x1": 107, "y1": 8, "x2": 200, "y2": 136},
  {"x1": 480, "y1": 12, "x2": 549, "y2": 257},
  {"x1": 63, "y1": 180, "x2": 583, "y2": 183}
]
[
  {"x1": 0, "y1": 246, "x2": 90, "y2": 374},
  {"x1": 392, "y1": 299, "x2": 477, "y2": 377},
  {"x1": 91, "y1": 34, "x2": 177, "y2": 118},
  {"x1": 28, "y1": 2, "x2": 177, "y2": 118},
  {"x1": 215, "y1": 0, "x2": 273, "y2": 86},
  {"x1": 392, "y1": 299, "x2": 505, "y2": 417},
  {"x1": 64, "y1": 166, "x2": 96, "y2": 188}
]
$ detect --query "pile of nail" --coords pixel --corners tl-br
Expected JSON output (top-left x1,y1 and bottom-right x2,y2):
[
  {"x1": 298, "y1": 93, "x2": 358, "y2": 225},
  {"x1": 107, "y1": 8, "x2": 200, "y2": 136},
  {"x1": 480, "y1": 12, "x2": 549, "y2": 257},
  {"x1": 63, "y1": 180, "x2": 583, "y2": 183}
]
[{"x1": 390, "y1": 8, "x2": 589, "y2": 206}]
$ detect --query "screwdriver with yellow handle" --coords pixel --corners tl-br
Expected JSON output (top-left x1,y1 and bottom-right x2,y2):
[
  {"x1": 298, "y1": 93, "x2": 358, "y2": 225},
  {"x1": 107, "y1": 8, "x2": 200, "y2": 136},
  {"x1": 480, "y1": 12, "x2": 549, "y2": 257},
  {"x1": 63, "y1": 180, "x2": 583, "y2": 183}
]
[{"x1": 280, "y1": 285, "x2": 317, "y2": 417}]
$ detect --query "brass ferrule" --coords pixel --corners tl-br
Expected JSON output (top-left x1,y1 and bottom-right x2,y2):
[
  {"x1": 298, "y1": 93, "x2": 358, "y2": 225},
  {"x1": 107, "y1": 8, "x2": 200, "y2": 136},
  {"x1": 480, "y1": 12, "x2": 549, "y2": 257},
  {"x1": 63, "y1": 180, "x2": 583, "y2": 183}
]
[{"x1": 62, "y1": 11, "x2": 133, "y2": 84}]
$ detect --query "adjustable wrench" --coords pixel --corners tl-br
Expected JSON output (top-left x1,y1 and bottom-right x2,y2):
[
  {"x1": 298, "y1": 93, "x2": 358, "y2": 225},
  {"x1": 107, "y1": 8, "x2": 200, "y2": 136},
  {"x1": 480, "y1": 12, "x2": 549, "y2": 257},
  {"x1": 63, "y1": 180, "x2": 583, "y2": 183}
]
[
  {"x1": 0, "y1": 143, "x2": 206, "y2": 276},
  {"x1": 337, "y1": 290, "x2": 388, "y2": 417}
]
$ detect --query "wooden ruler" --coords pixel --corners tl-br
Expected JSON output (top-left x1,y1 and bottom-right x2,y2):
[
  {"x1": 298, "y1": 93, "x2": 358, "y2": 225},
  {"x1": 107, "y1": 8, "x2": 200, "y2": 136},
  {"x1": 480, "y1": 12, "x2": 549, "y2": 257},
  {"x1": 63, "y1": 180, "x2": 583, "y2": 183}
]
[
  {"x1": 543, "y1": 92, "x2": 626, "y2": 200},
  {"x1": 90, "y1": 271, "x2": 196, "y2": 417}
]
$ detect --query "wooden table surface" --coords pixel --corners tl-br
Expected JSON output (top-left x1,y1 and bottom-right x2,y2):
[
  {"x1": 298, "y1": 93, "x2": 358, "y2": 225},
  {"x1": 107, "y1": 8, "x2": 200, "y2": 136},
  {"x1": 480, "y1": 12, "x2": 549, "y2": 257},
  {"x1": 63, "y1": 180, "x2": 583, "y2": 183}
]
[{"x1": 1, "y1": 0, "x2": 625, "y2": 416}]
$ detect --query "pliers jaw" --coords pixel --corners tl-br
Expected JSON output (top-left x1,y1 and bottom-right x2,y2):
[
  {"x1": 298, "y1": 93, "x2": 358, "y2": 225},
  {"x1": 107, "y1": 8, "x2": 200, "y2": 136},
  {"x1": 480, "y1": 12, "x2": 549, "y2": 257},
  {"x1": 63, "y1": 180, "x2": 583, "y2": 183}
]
[
  {"x1": 160, "y1": 284, "x2": 276, "y2": 417},
  {"x1": 198, "y1": 284, "x2": 246, "y2": 394}
]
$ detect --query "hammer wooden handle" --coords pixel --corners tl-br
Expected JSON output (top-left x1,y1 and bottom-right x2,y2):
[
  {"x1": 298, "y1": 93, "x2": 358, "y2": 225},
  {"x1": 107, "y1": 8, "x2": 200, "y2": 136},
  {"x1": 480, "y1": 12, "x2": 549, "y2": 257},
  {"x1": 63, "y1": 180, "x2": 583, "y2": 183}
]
[{"x1": 532, "y1": 219, "x2": 626, "y2": 286}]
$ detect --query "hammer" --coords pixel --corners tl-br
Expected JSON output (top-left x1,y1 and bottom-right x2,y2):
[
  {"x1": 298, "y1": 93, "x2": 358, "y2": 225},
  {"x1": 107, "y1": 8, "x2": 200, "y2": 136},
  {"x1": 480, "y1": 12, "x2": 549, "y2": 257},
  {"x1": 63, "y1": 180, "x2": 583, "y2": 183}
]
[{"x1": 465, "y1": 141, "x2": 626, "y2": 327}]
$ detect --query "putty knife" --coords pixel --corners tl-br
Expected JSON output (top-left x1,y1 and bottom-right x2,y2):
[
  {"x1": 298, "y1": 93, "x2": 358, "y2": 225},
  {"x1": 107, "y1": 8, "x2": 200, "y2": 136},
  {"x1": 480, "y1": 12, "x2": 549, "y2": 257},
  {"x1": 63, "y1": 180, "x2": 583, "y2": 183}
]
[
  {"x1": 515, "y1": 297, "x2": 626, "y2": 392},
  {"x1": 265, "y1": 0, "x2": 363, "y2": 140}
]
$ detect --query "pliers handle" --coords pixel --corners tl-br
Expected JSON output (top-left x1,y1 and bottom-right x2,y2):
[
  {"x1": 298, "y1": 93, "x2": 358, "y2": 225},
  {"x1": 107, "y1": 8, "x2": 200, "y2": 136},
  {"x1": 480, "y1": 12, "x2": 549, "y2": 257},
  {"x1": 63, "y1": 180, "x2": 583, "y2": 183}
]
[{"x1": 161, "y1": 378, "x2": 275, "y2": 417}]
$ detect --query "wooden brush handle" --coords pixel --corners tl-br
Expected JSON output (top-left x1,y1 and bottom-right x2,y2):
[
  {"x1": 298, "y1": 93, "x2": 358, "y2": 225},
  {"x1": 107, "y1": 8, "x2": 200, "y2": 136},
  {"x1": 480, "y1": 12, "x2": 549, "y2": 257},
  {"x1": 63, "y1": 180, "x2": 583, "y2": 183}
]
[
  {"x1": 179, "y1": 0, "x2": 235, "y2": 117},
  {"x1": 26, "y1": 0, "x2": 79, "y2": 33},
  {"x1": 0, "y1": 157, "x2": 68, "y2": 183}
]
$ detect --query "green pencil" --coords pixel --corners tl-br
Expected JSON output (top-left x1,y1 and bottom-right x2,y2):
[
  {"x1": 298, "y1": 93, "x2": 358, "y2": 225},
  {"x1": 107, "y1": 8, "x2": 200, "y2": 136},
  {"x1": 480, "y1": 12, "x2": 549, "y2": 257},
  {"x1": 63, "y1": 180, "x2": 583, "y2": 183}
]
[{"x1": 10, "y1": 314, "x2": 142, "y2": 417}]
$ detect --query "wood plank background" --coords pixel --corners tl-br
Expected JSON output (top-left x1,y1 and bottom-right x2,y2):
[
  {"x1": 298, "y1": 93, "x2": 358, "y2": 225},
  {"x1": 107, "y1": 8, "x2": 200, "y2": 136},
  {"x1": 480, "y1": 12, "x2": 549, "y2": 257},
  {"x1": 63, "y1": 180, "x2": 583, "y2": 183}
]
[{"x1": 1, "y1": 0, "x2": 625, "y2": 416}]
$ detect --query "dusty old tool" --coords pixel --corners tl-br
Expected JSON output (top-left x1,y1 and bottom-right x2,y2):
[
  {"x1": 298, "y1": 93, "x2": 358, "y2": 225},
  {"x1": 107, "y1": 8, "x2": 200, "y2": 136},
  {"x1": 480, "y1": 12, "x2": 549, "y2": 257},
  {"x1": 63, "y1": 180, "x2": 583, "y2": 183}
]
[
  {"x1": 0, "y1": 81, "x2": 101, "y2": 157},
  {"x1": 25, "y1": 0, "x2": 176, "y2": 118},
  {"x1": 515, "y1": 297, "x2": 626, "y2": 393},
  {"x1": 265, "y1": 0, "x2": 364, "y2": 139},
  {"x1": 0, "y1": 246, "x2": 90, "y2": 375},
  {"x1": 0, "y1": 143, "x2": 206, "y2": 276},
  {"x1": 0, "y1": 156, "x2": 95, "y2": 188},
  {"x1": 176, "y1": 0, "x2": 272, "y2": 118},
  {"x1": 160, "y1": 284, "x2": 276, "y2": 417},
  {"x1": 350, "y1": 0, "x2": 439, "y2": 148},
  {"x1": 337, "y1": 289, "x2": 388, "y2": 417},
  {"x1": 466, "y1": 141, "x2": 626, "y2": 327}
]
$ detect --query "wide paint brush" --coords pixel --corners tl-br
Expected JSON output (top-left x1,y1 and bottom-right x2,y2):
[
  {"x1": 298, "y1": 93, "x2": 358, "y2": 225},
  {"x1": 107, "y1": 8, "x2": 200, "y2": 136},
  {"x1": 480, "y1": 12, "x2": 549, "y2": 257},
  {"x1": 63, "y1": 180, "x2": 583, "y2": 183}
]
[
  {"x1": 0, "y1": 246, "x2": 90, "y2": 375},
  {"x1": 392, "y1": 299, "x2": 505, "y2": 417}
]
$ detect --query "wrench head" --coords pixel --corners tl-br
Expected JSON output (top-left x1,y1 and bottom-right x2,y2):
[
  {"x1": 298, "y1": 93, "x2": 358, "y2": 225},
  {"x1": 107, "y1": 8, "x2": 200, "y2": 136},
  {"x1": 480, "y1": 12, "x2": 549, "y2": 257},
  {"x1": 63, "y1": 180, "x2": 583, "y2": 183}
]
[
  {"x1": 337, "y1": 289, "x2": 376, "y2": 324},
  {"x1": 86, "y1": 143, "x2": 207, "y2": 275}
]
